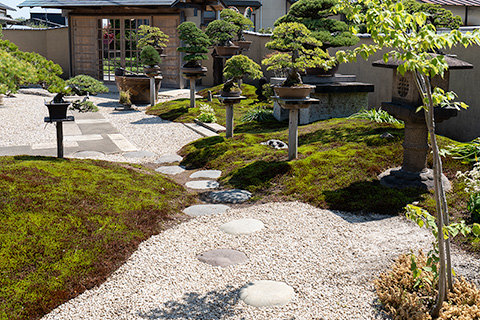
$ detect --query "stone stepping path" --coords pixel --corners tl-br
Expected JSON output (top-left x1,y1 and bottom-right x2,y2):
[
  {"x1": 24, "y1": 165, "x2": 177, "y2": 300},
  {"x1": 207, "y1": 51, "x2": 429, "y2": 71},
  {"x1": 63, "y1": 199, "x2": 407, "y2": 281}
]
[
  {"x1": 154, "y1": 154, "x2": 183, "y2": 164},
  {"x1": 239, "y1": 280, "x2": 295, "y2": 307},
  {"x1": 71, "y1": 151, "x2": 105, "y2": 158},
  {"x1": 209, "y1": 189, "x2": 252, "y2": 203},
  {"x1": 155, "y1": 166, "x2": 186, "y2": 175},
  {"x1": 190, "y1": 170, "x2": 222, "y2": 179},
  {"x1": 185, "y1": 180, "x2": 219, "y2": 189},
  {"x1": 219, "y1": 218, "x2": 264, "y2": 235},
  {"x1": 183, "y1": 204, "x2": 230, "y2": 217},
  {"x1": 197, "y1": 248, "x2": 247, "y2": 267},
  {"x1": 124, "y1": 150, "x2": 156, "y2": 158}
]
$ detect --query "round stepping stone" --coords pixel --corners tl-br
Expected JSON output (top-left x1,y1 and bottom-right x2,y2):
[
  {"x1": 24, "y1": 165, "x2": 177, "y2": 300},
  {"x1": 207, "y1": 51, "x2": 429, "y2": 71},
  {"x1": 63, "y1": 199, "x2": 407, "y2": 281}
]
[
  {"x1": 190, "y1": 170, "x2": 222, "y2": 179},
  {"x1": 240, "y1": 280, "x2": 295, "y2": 307},
  {"x1": 197, "y1": 249, "x2": 247, "y2": 267},
  {"x1": 155, "y1": 166, "x2": 185, "y2": 175},
  {"x1": 185, "y1": 180, "x2": 219, "y2": 189},
  {"x1": 183, "y1": 204, "x2": 230, "y2": 217},
  {"x1": 220, "y1": 218, "x2": 264, "y2": 235},
  {"x1": 124, "y1": 150, "x2": 156, "y2": 158},
  {"x1": 71, "y1": 151, "x2": 105, "y2": 158},
  {"x1": 209, "y1": 189, "x2": 252, "y2": 203},
  {"x1": 154, "y1": 154, "x2": 183, "y2": 164}
]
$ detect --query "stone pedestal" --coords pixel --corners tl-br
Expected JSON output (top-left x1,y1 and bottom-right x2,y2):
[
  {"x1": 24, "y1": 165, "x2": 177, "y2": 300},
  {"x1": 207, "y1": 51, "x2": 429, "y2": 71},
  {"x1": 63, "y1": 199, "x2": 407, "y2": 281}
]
[
  {"x1": 182, "y1": 69, "x2": 207, "y2": 108},
  {"x1": 274, "y1": 97, "x2": 318, "y2": 160},
  {"x1": 272, "y1": 75, "x2": 374, "y2": 124},
  {"x1": 379, "y1": 101, "x2": 457, "y2": 190},
  {"x1": 217, "y1": 95, "x2": 246, "y2": 138}
]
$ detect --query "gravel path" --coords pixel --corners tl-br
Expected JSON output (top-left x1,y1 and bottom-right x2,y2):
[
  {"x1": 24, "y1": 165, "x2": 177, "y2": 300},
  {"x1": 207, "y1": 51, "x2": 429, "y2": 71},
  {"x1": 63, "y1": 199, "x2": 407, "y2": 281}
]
[{"x1": 1, "y1": 90, "x2": 479, "y2": 319}]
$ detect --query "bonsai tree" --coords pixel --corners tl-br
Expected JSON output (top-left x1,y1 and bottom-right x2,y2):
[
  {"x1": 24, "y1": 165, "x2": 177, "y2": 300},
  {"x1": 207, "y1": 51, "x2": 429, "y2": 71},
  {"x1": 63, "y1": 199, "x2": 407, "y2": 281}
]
[
  {"x1": 274, "y1": 0, "x2": 359, "y2": 51},
  {"x1": 403, "y1": 0, "x2": 462, "y2": 29},
  {"x1": 136, "y1": 25, "x2": 169, "y2": 52},
  {"x1": 65, "y1": 75, "x2": 108, "y2": 96},
  {"x1": 205, "y1": 19, "x2": 237, "y2": 47},
  {"x1": 220, "y1": 8, "x2": 254, "y2": 41},
  {"x1": 139, "y1": 45, "x2": 161, "y2": 67},
  {"x1": 177, "y1": 22, "x2": 211, "y2": 68},
  {"x1": 222, "y1": 55, "x2": 263, "y2": 94},
  {"x1": 262, "y1": 22, "x2": 334, "y2": 87}
]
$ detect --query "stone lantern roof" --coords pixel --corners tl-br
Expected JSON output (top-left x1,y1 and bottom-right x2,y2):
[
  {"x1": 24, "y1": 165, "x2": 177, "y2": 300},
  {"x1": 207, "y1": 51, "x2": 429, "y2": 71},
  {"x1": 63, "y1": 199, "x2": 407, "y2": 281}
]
[{"x1": 372, "y1": 54, "x2": 473, "y2": 69}]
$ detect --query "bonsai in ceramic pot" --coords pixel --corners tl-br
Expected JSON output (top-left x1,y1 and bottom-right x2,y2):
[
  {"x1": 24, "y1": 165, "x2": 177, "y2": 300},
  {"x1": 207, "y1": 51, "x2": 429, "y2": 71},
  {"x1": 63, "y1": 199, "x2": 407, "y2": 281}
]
[
  {"x1": 177, "y1": 21, "x2": 211, "y2": 73},
  {"x1": 221, "y1": 55, "x2": 263, "y2": 97},
  {"x1": 274, "y1": 0, "x2": 359, "y2": 76},
  {"x1": 140, "y1": 45, "x2": 162, "y2": 76},
  {"x1": 45, "y1": 84, "x2": 72, "y2": 120},
  {"x1": 262, "y1": 22, "x2": 335, "y2": 99},
  {"x1": 205, "y1": 19, "x2": 239, "y2": 56},
  {"x1": 220, "y1": 8, "x2": 254, "y2": 51},
  {"x1": 136, "y1": 25, "x2": 169, "y2": 55}
]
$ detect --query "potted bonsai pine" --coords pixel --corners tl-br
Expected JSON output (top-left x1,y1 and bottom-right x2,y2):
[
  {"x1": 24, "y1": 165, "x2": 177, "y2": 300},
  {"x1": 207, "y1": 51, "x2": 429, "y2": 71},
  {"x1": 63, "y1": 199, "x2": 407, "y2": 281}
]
[
  {"x1": 137, "y1": 25, "x2": 169, "y2": 55},
  {"x1": 205, "y1": 19, "x2": 239, "y2": 56},
  {"x1": 221, "y1": 55, "x2": 263, "y2": 97},
  {"x1": 274, "y1": 0, "x2": 359, "y2": 76},
  {"x1": 177, "y1": 21, "x2": 211, "y2": 73},
  {"x1": 220, "y1": 8, "x2": 254, "y2": 51},
  {"x1": 140, "y1": 45, "x2": 162, "y2": 76},
  {"x1": 262, "y1": 22, "x2": 334, "y2": 99}
]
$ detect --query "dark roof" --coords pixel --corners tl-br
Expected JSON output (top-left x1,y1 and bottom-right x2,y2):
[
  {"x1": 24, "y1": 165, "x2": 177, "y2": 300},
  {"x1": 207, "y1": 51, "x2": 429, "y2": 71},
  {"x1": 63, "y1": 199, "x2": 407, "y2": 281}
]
[
  {"x1": 372, "y1": 54, "x2": 473, "y2": 69},
  {"x1": 419, "y1": 0, "x2": 480, "y2": 6},
  {"x1": 18, "y1": 0, "x2": 227, "y2": 8},
  {"x1": 0, "y1": 2, "x2": 16, "y2": 10},
  {"x1": 223, "y1": 0, "x2": 261, "y2": 7}
]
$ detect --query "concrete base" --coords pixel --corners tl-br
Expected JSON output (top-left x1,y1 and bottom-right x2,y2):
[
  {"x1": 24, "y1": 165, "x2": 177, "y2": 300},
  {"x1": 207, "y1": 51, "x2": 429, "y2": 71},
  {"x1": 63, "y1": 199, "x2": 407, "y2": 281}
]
[{"x1": 378, "y1": 167, "x2": 451, "y2": 191}]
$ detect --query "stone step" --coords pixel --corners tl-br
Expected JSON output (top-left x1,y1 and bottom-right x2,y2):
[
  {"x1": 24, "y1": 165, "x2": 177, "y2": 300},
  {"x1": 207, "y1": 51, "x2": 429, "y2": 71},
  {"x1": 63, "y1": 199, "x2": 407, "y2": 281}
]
[
  {"x1": 185, "y1": 180, "x2": 219, "y2": 189},
  {"x1": 183, "y1": 204, "x2": 230, "y2": 217},
  {"x1": 240, "y1": 280, "x2": 295, "y2": 307},
  {"x1": 184, "y1": 123, "x2": 218, "y2": 137},
  {"x1": 209, "y1": 189, "x2": 252, "y2": 204},
  {"x1": 190, "y1": 170, "x2": 222, "y2": 179}
]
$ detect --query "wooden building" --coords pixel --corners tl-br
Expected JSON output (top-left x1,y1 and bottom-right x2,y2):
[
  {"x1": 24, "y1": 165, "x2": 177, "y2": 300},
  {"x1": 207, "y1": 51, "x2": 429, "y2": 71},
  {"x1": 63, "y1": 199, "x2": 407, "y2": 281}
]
[{"x1": 18, "y1": 0, "x2": 227, "y2": 87}]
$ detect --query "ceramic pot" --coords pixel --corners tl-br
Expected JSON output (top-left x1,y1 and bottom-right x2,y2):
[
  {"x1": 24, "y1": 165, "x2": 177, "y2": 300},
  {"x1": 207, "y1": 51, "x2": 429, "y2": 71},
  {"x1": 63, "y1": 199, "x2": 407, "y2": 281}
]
[
  {"x1": 45, "y1": 102, "x2": 70, "y2": 120},
  {"x1": 232, "y1": 40, "x2": 252, "y2": 51},
  {"x1": 215, "y1": 46, "x2": 239, "y2": 56},
  {"x1": 273, "y1": 85, "x2": 315, "y2": 99}
]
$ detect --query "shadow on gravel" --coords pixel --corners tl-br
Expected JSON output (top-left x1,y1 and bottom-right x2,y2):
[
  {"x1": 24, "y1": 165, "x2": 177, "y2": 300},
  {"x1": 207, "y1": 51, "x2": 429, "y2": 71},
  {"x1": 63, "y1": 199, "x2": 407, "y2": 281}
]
[{"x1": 137, "y1": 285, "x2": 242, "y2": 319}]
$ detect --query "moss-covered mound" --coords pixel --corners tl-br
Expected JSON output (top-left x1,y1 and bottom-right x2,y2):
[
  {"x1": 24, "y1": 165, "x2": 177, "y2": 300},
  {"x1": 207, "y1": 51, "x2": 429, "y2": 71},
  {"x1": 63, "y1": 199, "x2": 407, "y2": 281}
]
[
  {"x1": 179, "y1": 118, "x2": 471, "y2": 220},
  {"x1": 0, "y1": 156, "x2": 195, "y2": 320}
]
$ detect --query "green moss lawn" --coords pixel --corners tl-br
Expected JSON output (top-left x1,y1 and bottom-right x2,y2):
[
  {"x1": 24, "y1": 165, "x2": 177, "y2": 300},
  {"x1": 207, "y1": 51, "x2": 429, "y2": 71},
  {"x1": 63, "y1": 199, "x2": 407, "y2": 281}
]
[{"x1": 0, "y1": 156, "x2": 195, "y2": 320}]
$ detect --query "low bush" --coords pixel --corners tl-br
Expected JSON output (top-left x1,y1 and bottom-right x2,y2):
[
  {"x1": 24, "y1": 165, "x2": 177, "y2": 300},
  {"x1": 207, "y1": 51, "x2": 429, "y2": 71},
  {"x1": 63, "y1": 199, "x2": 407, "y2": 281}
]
[
  {"x1": 66, "y1": 75, "x2": 109, "y2": 96},
  {"x1": 69, "y1": 99, "x2": 98, "y2": 113}
]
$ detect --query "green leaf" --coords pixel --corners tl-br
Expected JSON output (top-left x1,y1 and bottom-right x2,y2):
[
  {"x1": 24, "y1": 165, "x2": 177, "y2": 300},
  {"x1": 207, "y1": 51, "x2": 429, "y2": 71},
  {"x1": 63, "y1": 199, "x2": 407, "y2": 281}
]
[{"x1": 472, "y1": 223, "x2": 480, "y2": 236}]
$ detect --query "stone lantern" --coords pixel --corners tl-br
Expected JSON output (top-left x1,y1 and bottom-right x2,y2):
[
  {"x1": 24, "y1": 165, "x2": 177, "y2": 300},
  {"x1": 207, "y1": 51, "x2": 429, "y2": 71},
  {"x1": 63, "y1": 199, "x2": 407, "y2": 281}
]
[{"x1": 373, "y1": 54, "x2": 473, "y2": 190}]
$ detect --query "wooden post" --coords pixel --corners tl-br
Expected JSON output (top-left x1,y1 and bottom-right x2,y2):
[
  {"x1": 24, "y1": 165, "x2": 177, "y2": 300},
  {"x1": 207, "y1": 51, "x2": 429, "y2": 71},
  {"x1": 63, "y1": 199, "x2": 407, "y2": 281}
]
[
  {"x1": 149, "y1": 76, "x2": 156, "y2": 106},
  {"x1": 226, "y1": 103, "x2": 234, "y2": 138},
  {"x1": 56, "y1": 121, "x2": 64, "y2": 158},
  {"x1": 190, "y1": 78, "x2": 196, "y2": 108},
  {"x1": 288, "y1": 108, "x2": 299, "y2": 160}
]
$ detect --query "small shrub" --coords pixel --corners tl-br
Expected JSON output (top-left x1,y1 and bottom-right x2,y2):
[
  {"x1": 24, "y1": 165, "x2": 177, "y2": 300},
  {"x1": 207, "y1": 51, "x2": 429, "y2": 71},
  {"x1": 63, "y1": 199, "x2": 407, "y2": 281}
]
[
  {"x1": 66, "y1": 75, "x2": 108, "y2": 96},
  {"x1": 349, "y1": 108, "x2": 403, "y2": 124},
  {"x1": 197, "y1": 103, "x2": 217, "y2": 123},
  {"x1": 261, "y1": 83, "x2": 274, "y2": 102},
  {"x1": 240, "y1": 106, "x2": 274, "y2": 122},
  {"x1": 467, "y1": 192, "x2": 480, "y2": 223},
  {"x1": 69, "y1": 99, "x2": 98, "y2": 113},
  {"x1": 442, "y1": 138, "x2": 480, "y2": 164},
  {"x1": 119, "y1": 90, "x2": 132, "y2": 105},
  {"x1": 139, "y1": 45, "x2": 161, "y2": 66}
]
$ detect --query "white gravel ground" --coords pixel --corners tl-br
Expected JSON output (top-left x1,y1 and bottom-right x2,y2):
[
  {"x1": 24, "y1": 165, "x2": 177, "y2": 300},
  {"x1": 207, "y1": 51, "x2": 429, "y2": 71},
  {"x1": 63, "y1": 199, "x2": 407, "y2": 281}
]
[{"x1": 2, "y1": 89, "x2": 479, "y2": 319}]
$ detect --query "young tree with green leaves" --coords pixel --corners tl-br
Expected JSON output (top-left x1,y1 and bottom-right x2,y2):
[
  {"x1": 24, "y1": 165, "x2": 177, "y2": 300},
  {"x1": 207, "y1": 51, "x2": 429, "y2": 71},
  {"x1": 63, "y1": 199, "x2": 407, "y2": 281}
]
[{"x1": 334, "y1": 0, "x2": 480, "y2": 316}]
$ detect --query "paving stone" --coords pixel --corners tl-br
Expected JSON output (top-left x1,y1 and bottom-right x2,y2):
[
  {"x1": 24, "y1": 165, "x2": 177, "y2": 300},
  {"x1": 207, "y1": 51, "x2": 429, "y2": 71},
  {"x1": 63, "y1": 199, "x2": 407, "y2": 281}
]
[
  {"x1": 190, "y1": 170, "x2": 222, "y2": 179},
  {"x1": 219, "y1": 218, "x2": 264, "y2": 235},
  {"x1": 124, "y1": 150, "x2": 156, "y2": 158},
  {"x1": 197, "y1": 249, "x2": 248, "y2": 267},
  {"x1": 240, "y1": 280, "x2": 295, "y2": 307},
  {"x1": 71, "y1": 151, "x2": 105, "y2": 158},
  {"x1": 209, "y1": 189, "x2": 252, "y2": 203},
  {"x1": 155, "y1": 166, "x2": 185, "y2": 175},
  {"x1": 183, "y1": 204, "x2": 230, "y2": 217},
  {"x1": 154, "y1": 154, "x2": 183, "y2": 164},
  {"x1": 185, "y1": 180, "x2": 219, "y2": 189}
]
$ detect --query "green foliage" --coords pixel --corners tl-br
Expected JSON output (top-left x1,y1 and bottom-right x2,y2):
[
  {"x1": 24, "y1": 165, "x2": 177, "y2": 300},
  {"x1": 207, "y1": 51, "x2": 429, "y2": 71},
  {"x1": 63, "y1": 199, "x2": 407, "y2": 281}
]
[
  {"x1": 220, "y1": 8, "x2": 254, "y2": 41},
  {"x1": 263, "y1": 22, "x2": 334, "y2": 86},
  {"x1": 403, "y1": 0, "x2": 462, "y2": 30},
  {"x1": 0, "y1": 39, "x2": 64, "y2": 94},
  {"x1": 441, "y1": 138, "x2": 480, "y2": 164},
  {"x1": 222, "y1": 55, "x2": 263, "y2": 92},
  {"x1": 0, "y1": 156, "x2": 194, "y2": 320},
  {"x1": 349, "y1": 108, "x2": 404, "y2": 124},
  {"x1": 119, "y1": 90, "x2": 132, "y2": 105},
  {"x1": 205, "y1": 19, "x2": 237, "y2": 46},
  {"x1": 467, "y1": 192, "x2": 480, "y2": 223},
  {"x1": 240, "y1": 106, "x2": 274, "y2": 122},
  {"x1": 177, "y1": 22, "x2": 211, "y2": 65},
  {"x1": 275, "y1": 0, "x2": 359, "y2": 50},
  {"x1": 65, "y1": 75, "x2": 108, "y2": 96},
  {"x1": 69, "y1": 99, "x2": 99, "y2": 113},
  {"x1": 139, "y1": 45, "x2": 161, "y2": 66},
  {"x1": 197, "y1": 103, "x2": 217, "y2": 123},
  {"x1": 136, "y1": 25, "x2": 169, "y2": 50}
]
